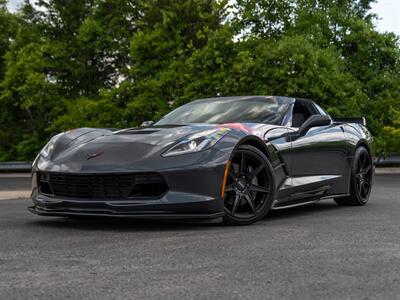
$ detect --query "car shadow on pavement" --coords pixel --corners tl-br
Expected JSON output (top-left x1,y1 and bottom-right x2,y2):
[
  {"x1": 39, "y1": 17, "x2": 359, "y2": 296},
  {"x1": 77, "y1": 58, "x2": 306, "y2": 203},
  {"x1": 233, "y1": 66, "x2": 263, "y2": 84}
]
[
  {"x1": 29, "y1": 216, "x2": 222, "y2": 232},
  {"x1": 28, "y1": 200, "x2": 343, "y2": 231}
]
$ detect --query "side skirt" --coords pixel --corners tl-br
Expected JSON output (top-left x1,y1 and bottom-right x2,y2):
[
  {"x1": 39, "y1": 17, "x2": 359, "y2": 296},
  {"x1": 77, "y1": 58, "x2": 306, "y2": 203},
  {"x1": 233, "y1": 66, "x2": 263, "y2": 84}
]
[
  {"x1": 271, "y1": 193, "x2": 351, "y2": 210},
  {"x1": 271, "y1": 198, "x2": 320, "y2": 210}
]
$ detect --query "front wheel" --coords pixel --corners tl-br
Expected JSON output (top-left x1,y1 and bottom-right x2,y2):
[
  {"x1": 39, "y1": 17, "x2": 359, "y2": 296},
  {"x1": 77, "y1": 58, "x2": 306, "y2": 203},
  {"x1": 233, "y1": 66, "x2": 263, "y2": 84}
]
[
  {"x1": 334, "y1": 146, "x2": 373, "y2": 206},
  {"x1": 223, "y1": 145, "x2": 275, "y2": 225}
]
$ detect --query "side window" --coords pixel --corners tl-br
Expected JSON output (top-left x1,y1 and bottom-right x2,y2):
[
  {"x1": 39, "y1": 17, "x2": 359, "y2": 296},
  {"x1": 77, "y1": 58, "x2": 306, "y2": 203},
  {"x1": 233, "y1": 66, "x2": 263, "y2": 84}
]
[{"x1": 291, "y1": 101, "x2": 313, "y2": 127}]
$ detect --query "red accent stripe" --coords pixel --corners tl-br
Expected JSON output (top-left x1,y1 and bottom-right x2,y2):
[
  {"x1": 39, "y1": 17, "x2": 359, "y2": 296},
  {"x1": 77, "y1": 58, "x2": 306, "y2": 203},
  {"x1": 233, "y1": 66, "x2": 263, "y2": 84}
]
[{"x1": 221, "y1": 160, "x2": 231, "y2": 198}]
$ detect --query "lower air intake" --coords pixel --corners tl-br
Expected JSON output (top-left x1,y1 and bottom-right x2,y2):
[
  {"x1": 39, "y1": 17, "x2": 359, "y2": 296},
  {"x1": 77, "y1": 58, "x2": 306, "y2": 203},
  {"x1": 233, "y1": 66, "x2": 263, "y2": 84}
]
[{"x1": 38, "y1": 172, "x2": 168, "y2": 199}]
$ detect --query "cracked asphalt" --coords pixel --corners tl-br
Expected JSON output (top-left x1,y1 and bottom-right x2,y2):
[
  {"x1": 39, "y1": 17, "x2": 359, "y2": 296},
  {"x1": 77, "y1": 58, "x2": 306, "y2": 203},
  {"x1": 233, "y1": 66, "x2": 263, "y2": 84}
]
[{"x1": 0, "y1": 174, "x2": 399, "y2": 299}]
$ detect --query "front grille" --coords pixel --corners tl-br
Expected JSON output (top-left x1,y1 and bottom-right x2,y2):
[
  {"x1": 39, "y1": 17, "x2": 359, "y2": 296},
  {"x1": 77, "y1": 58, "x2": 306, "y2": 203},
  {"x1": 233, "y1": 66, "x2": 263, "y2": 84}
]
[{"x1": 38, "y1": 172, "x2": 168, "y2": 199}]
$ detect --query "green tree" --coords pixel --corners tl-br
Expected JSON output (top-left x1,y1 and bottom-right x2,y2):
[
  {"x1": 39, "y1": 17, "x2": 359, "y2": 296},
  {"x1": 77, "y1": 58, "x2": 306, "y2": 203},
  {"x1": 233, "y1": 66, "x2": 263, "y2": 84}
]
[
  {"x1": 0, "y1": 0, "x2": 399, "y2": 161},
  {"x1": 0, "y1": 0, "x2": 17, "y2": 82},
  {"x1": 124, "y1": 0, "x2": 229, "y2": 123},
  {"x1": 0, "y1": 1, "x2": 26, "y2": 160},
  {"x1": 233, "y1": 0, "x2": 400, "y2": 155},
  {"x1": 0, "y1": 0, "x2": 141, "y2": 159}
]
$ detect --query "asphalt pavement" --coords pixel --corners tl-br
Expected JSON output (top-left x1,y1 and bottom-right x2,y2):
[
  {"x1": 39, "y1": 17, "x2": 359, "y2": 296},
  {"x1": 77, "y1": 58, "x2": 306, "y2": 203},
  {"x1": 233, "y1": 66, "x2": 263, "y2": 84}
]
[{"x1": 0, "y1": 174, "x2": 399, "y2": 299}]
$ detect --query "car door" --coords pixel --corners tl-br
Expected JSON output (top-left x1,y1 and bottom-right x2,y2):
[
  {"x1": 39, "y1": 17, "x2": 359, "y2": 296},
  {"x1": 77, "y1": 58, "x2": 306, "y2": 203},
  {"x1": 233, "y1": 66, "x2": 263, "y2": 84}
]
[{"x1": 287, "y1": 100, "x2": 348, "y2": 195}]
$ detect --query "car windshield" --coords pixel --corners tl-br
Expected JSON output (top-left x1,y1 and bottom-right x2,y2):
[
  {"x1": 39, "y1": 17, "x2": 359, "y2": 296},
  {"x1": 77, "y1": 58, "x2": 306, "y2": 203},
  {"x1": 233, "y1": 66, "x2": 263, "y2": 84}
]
[{"x1": 155, "y1": 98, "x2": 289, "y2": 126}]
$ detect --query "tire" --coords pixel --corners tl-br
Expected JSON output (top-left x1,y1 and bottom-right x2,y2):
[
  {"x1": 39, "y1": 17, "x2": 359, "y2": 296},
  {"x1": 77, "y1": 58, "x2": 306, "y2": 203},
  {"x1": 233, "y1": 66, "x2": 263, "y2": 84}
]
[
  {"x1": 334, "y1": 146, "x2": 373, "y2": 206},
  {"x1": 223, "y1": 145, "x2": 275, "y2": 225}
]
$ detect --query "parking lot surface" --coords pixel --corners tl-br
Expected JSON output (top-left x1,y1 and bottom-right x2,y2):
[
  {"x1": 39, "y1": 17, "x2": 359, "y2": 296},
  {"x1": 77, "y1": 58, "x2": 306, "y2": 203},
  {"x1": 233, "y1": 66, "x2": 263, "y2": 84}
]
[{"x1": 0, "y1": 174, "x2": 399, "y2": 299}]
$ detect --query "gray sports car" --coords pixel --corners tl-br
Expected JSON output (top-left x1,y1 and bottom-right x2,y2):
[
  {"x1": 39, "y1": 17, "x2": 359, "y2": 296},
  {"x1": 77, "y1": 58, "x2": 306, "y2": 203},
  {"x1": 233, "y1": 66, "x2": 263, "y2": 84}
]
[{"x1": 29, "y1": 96, "x2": 374, "y2": 225}]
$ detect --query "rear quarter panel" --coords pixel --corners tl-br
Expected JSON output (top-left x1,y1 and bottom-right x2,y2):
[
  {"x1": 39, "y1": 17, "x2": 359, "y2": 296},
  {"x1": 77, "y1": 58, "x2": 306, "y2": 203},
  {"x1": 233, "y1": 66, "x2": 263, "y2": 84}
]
[{"x1": 342, "y1": 123, "x2": 374, "y2": 156}]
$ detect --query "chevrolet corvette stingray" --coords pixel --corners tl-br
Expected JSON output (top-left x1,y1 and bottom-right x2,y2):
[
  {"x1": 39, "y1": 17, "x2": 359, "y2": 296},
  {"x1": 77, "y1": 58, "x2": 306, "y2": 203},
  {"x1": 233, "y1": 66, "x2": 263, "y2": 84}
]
[{"x1": 29, "y1": 96, "x2": 374, "y2": 225}]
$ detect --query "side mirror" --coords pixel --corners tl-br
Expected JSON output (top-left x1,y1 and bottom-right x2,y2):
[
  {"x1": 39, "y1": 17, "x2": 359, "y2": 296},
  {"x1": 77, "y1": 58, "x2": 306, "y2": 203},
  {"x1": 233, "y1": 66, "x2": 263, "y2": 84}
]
[
  {"x1": 140, "y1": 120, "x2": 154, "y2": 128},
  {"x1": 298, "y1": 115, "x2": 331, "y2": 135}
]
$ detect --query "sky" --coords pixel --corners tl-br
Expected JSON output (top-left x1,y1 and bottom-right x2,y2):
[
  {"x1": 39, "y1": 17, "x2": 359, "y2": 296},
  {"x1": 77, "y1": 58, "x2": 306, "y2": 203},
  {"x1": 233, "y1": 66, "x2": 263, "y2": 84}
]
[
  {"x1": 371, "y1": 0, "x2": 400, "y2": 36},
  {"x1": 5, "y1": 0, "x2": 400, "y2": 36}
]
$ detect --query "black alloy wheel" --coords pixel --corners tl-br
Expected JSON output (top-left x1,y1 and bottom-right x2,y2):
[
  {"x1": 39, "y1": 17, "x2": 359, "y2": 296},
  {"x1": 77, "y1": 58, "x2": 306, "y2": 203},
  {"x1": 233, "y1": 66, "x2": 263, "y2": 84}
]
[
  {"x1": 223, "y1": 145, "x2": 275, "y2": 225},
  {"x1": 335, "y1": 146, "x2": 373, "y2": 206}
]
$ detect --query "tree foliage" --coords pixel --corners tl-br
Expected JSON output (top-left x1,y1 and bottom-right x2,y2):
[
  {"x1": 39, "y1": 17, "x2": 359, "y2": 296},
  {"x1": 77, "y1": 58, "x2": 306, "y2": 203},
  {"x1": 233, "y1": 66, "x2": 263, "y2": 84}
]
[{"x1": 0, "y1": 0, "x2": 399, "y2": 160}]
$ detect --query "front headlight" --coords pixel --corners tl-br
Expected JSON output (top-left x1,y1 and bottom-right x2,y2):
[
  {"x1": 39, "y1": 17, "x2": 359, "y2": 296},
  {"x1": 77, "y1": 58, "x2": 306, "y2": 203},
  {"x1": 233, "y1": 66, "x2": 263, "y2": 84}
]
[
  {"x1": 40, "y1": 133, "x2": 64, "y2": 158},
  {"x1": 162, "y1": 128, "x2": 231, "y2": 157}
]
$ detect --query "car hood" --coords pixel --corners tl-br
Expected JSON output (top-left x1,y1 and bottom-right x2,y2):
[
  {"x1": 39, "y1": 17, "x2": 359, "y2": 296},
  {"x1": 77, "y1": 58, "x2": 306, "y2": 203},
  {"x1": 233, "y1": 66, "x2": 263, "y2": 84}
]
[
  {"x1": 35, "y1": 125, "x2": 220, "y2": 172},
  {"x1": 50, "y1": 125, "x2": 215, "y2": 157},
  {"x1": 35, "y1": 123, "x2": 279, "y2": 173}
]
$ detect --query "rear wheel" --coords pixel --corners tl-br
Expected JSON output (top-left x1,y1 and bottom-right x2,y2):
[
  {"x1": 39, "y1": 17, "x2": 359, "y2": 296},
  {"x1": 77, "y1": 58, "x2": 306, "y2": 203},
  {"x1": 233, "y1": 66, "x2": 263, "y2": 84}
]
[
  {"x1": 223, "y1": 145, "x2": 275, "y2": 225},
  {"x1": 334, "y1": 146, "x2": 373, "y2": 206}
]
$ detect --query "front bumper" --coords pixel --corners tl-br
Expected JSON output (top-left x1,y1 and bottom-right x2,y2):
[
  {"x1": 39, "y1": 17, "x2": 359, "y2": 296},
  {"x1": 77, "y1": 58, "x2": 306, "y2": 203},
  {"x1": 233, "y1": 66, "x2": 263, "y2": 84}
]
[{"x1": 29, "y1": 149, "x2": 229, "y2": 221}]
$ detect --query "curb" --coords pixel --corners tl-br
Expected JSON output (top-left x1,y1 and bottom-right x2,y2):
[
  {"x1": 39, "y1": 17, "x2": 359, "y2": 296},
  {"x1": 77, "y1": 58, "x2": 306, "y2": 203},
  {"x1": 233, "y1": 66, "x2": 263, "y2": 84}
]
[
  {"x1": 375, "y1": 168, "x2": 400, "y2": 175},
  {"x1": 0, "y1": 190, "x2": 31, "y2": 200}
]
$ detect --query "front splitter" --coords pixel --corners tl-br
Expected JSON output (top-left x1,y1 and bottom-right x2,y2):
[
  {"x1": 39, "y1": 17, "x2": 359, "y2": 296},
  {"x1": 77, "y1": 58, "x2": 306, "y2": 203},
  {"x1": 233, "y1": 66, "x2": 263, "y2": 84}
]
[{"x1": 28, "y1": 206, "x2": 224, "y2": 223}]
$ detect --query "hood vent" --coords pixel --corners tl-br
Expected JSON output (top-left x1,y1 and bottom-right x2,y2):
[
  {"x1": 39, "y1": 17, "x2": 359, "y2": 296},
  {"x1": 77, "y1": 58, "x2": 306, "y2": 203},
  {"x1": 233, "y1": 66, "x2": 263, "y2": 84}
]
[{"x1": 115, "y1": 129, "x2": 160, "y2": 135}]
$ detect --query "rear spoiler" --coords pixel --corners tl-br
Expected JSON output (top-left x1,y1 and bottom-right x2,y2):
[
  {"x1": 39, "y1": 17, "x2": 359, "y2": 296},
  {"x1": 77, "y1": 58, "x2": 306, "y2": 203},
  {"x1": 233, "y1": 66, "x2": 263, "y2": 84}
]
[{"x1": 333, "y1": 117, "x2": 367, "y2": 126}]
